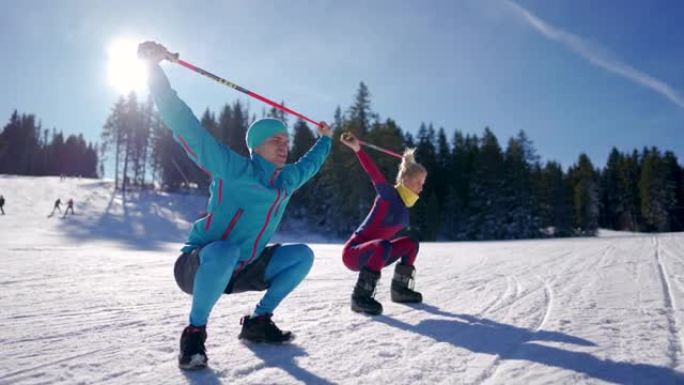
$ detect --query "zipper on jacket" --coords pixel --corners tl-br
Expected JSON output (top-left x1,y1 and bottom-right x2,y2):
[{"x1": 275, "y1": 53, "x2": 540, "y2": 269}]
[{"x1": 239, "y1": 188, "x2": 282, "y2": 271}]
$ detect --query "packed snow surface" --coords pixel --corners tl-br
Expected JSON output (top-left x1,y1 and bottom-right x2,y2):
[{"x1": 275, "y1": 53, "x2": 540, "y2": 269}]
[{"x1": 1, "y1": 175, "x2": 683, "y2": 384}]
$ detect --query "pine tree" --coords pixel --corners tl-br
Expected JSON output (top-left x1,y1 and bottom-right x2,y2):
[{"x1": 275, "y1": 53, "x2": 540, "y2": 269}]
[
  {"x1": 444, "y1": 131, "x2": 478, "y2": 239},
  {"x1": 101, "y1": 97, "x2": 128, "y2": 189},
  {"x1": 412, "y1": 123, "x2": 440, "y2": 240},
  {"x1": 599, "y1": 147, "x2": 646, "y2": 231},
  {"x1": 619, "y1": 150, "x2": 643, "y2": 230},
  {"x1": 325, "y1": 84, "x2": 381, "y2": 236},
  {"x1": 348, "y1": 82, "x2": 374, "y2": 136},
  {"x1": 367, "y1": 119, "x2": 404, "y2": 182},
  {"x1": 663, "y1": 151, "x2": 683, "y2": 231},
  {"x1": 286, "y1": 119, "x2": 317, "y2": 220},
  {"x1": 149, "y1": 109, "x2": 175, "y2": 189},
  {"x1": 312, "y1": 106, "x2": 347, "y2": 232},
  {"x1": 131, "y1": 99, "x2": 152, "y2": 186},
  {"x1": 267, "y1": 100, "x2": 288, "y2": 126},
  {"x1": 120, "y1": 92, "x2": 139, "y2": 192},
  {"x1": 569, "y1": 154, "x2": 599, "y2": 235},
  {"x1": 227, "y1": 100, "x2": 249, "y2": 157},
  {"x1": 289, "y1": 120, "x2": 317, "y2": 161},
  {"x1": 502, "y1": 131, "x2": 541, "y2": 239},
  {"x1": 600, "y1": 148, "x2": 624, "y2": 229},
  {"x1": 202, "y1": 108, "x2": 220, "y2": 143},
  {"x1": 412, "y1": 190, "x2": 440, "y2": 241},
  {"x1": 151, "y1": 112, "x2": 190, "y2": 191},
  {"x1": 101, "y1": 100, "x2": 119, "y2": 186},
  {"x1": 537, "y1": 161, "x2": 573, "y2": 236},
  {"x1": 639, "y1": 147, "x2": 676, "y2": 232},
  {"x1": 50, "y1": 130, "x2": 66, "y2": 176},
  {"x1": 467, "y1": 128, "x2": 506, "y2": 239},
  {"x1": 0, "y1": 110, "x2": 97, "y2": 178},
  {"x1": 433, "y1": 127, "x2": 451, "y2": 235},
  {"x1": 0, "y1": 111, "x2": 40, "y2": 175}
]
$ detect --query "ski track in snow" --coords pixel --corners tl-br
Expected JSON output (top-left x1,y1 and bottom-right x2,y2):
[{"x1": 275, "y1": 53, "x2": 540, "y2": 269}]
[
  {"x1": 653, "y1": 235, "x2": 683, "y2": 370},
  {"x1": 1, "y1": 175, "x2": 684, "y2": 384}
]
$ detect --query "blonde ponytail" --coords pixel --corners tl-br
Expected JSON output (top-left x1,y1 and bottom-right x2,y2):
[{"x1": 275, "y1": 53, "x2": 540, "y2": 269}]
[{"x1": 396, "y1": 148, "x2": 426, "y2": 184}]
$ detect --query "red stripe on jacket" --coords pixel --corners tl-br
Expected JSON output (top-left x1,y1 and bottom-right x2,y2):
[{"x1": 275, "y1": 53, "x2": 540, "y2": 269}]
[
  {"x1": 177, "y1": 135, "x2": 198, "y2": 159},
  {"x1": 220, "y1": 209, "x2": 243, "y2": 240},
  {"x1": 204, "y1": 213, "x2": 213, "y2": 231}
]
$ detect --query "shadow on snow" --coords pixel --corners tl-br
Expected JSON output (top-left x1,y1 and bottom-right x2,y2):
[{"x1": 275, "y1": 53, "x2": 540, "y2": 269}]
[
  {"x1": 377, "y1": 303, "x2": 683, "y2": 385},
  {"x1": 60, "y1": 186, "x2": 204, "y2": 251}
]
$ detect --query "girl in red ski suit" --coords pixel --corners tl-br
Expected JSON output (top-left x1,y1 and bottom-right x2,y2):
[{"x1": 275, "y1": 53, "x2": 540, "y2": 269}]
[{"x1": 340, "y1": 132, "x2": 427, "y2": 315}]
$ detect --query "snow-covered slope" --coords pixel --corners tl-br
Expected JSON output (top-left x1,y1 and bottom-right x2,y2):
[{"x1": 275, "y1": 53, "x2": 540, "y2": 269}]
[{"x1": 1, "y1": 175, "x2": 683, "y2": 384}]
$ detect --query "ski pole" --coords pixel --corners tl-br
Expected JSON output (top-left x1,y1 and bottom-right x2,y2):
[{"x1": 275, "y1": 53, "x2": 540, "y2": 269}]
[
  {"x1": 358, "y1": 140, "x2": 403, "y2": 159},
  {"x1": 342, "y1": 132, "x2": 403, "y2": 159},
  {"x1": 166, "y1": 52, "x2": 322, "y2": 128}
]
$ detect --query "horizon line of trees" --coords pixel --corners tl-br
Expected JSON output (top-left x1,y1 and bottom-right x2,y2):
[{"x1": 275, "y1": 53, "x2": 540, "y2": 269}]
[
  {"x1": 2, "y1": 83, "x2": 682, "y2": 240},
  {"x1": 0, "y1": 110, "x2": 98, "y2": 177},
  {"x1": 96, "y1": 85, "x2": 684, "y2": 239}
]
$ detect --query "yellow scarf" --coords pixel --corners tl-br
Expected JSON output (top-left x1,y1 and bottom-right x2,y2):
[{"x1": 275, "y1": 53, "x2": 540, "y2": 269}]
[{"x1": 395, "y1": 183, "x2": 419, "y2": 208}]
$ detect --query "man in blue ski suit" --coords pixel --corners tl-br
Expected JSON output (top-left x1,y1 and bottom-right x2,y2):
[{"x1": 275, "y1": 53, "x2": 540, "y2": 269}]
[{"x1": 139, "y1": 41, "x2": 332, "y2": 370}]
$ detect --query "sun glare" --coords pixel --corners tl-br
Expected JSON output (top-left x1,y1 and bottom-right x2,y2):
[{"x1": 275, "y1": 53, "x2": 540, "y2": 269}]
[{"x1": 107, "y1": 38, "x2": 148, "y2": 95}]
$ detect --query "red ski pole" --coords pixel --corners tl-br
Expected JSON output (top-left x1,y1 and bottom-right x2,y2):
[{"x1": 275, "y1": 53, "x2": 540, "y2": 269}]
[
  {"x1": 358, "y1": 140, "x2": 403, "y2": 159},
  {"x1": 166, "y1": 52, "x2": 322, "y2": 128},
  {"x1": 342, "y1": 132, "x2": 403, "y2": 159}
]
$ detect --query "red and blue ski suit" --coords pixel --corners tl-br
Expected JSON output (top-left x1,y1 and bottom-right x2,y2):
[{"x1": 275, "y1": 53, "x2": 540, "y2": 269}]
[{"x1": 342, "y1": 149, "x2": 418, "y2": 273}]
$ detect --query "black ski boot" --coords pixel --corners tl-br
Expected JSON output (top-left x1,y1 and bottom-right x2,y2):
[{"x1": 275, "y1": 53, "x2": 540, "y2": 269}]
[
  {"x1": 391, "y1": 263, "x2": 422, "y2": 303},
  {"x1": 239, "y1": 314, "x2": 294, "y2": 343},
  {"x1": 178, "y1": 325, "x2": 208, "y2": 370},
  {"x1": 351, "y1": 267, "x2": 383, "y2": 315}
]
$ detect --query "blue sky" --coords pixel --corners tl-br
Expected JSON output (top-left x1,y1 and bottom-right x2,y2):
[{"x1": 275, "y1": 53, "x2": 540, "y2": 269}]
[{"x1": 1, "y1": 0, "x2": 682, "y2": 173}]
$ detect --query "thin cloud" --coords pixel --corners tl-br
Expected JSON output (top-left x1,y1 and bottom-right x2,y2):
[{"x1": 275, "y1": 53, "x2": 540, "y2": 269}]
[{"x1": 505, "y1": 0, "x2": 684, "y2": 109}]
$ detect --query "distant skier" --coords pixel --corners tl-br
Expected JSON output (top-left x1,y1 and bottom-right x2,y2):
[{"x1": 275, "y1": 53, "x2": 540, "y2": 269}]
[
  {"x1": 48, "y1": 198, "x2": 62, "y2": 217},
  {"x1": 139, "y1": 41, "x2": 332, "y2": 370},
  {"x1": 340, "y1": 132, "x2": 427, "y2": 315},
  {"x1": 0, "y1": 194, "x2": 5, "y2": 215},
  {"x1": 63, "y1": 199, "x2": 74, "y2": 217}
]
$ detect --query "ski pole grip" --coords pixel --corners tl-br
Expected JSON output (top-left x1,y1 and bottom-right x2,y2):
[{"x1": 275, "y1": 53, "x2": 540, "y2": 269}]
[{"x1": 166, "y1": 51, "x2": 180, "y2": 62}]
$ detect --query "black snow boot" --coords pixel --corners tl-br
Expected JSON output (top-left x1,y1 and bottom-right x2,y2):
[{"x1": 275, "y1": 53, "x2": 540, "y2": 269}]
[
  {"x1": 178, "y1": 325, "x2": 208, "y2": 370},
  {"x1": 391, "y1": 263, "x2": 422, "y2": 303},
  {"x1": 351, "y1": 267, "x2": 383, "y2": 315},
  {"x1": 239, "y1": 313, "x2": 294, "y2": 343}
]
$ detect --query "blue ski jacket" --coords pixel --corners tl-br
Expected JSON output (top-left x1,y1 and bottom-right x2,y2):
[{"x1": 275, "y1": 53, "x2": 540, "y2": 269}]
[{"x1": 149, "y1": 64, "x2": 331, "y2": 269}]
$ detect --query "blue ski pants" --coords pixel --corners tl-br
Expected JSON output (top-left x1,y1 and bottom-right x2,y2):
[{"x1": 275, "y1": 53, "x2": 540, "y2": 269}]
[{"x1": 186, "y1": 242, "x2": 314, "y2": 326}]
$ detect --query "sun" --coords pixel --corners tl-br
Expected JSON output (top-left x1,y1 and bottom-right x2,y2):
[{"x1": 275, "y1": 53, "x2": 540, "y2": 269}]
[{"x1": 107, "y1": 38, "x2": 148, "y2": 95}]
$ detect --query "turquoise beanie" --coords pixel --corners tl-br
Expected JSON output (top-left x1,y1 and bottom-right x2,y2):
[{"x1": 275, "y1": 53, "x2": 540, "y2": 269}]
[{"x1": 246, "y1": 118, "x2": 288, "y2": 151}]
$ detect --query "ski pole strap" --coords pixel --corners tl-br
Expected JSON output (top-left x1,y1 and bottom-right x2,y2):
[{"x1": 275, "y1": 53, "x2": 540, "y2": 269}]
[{"x1": 170, "y1": 56, "x2": 322, "y2": 128}]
